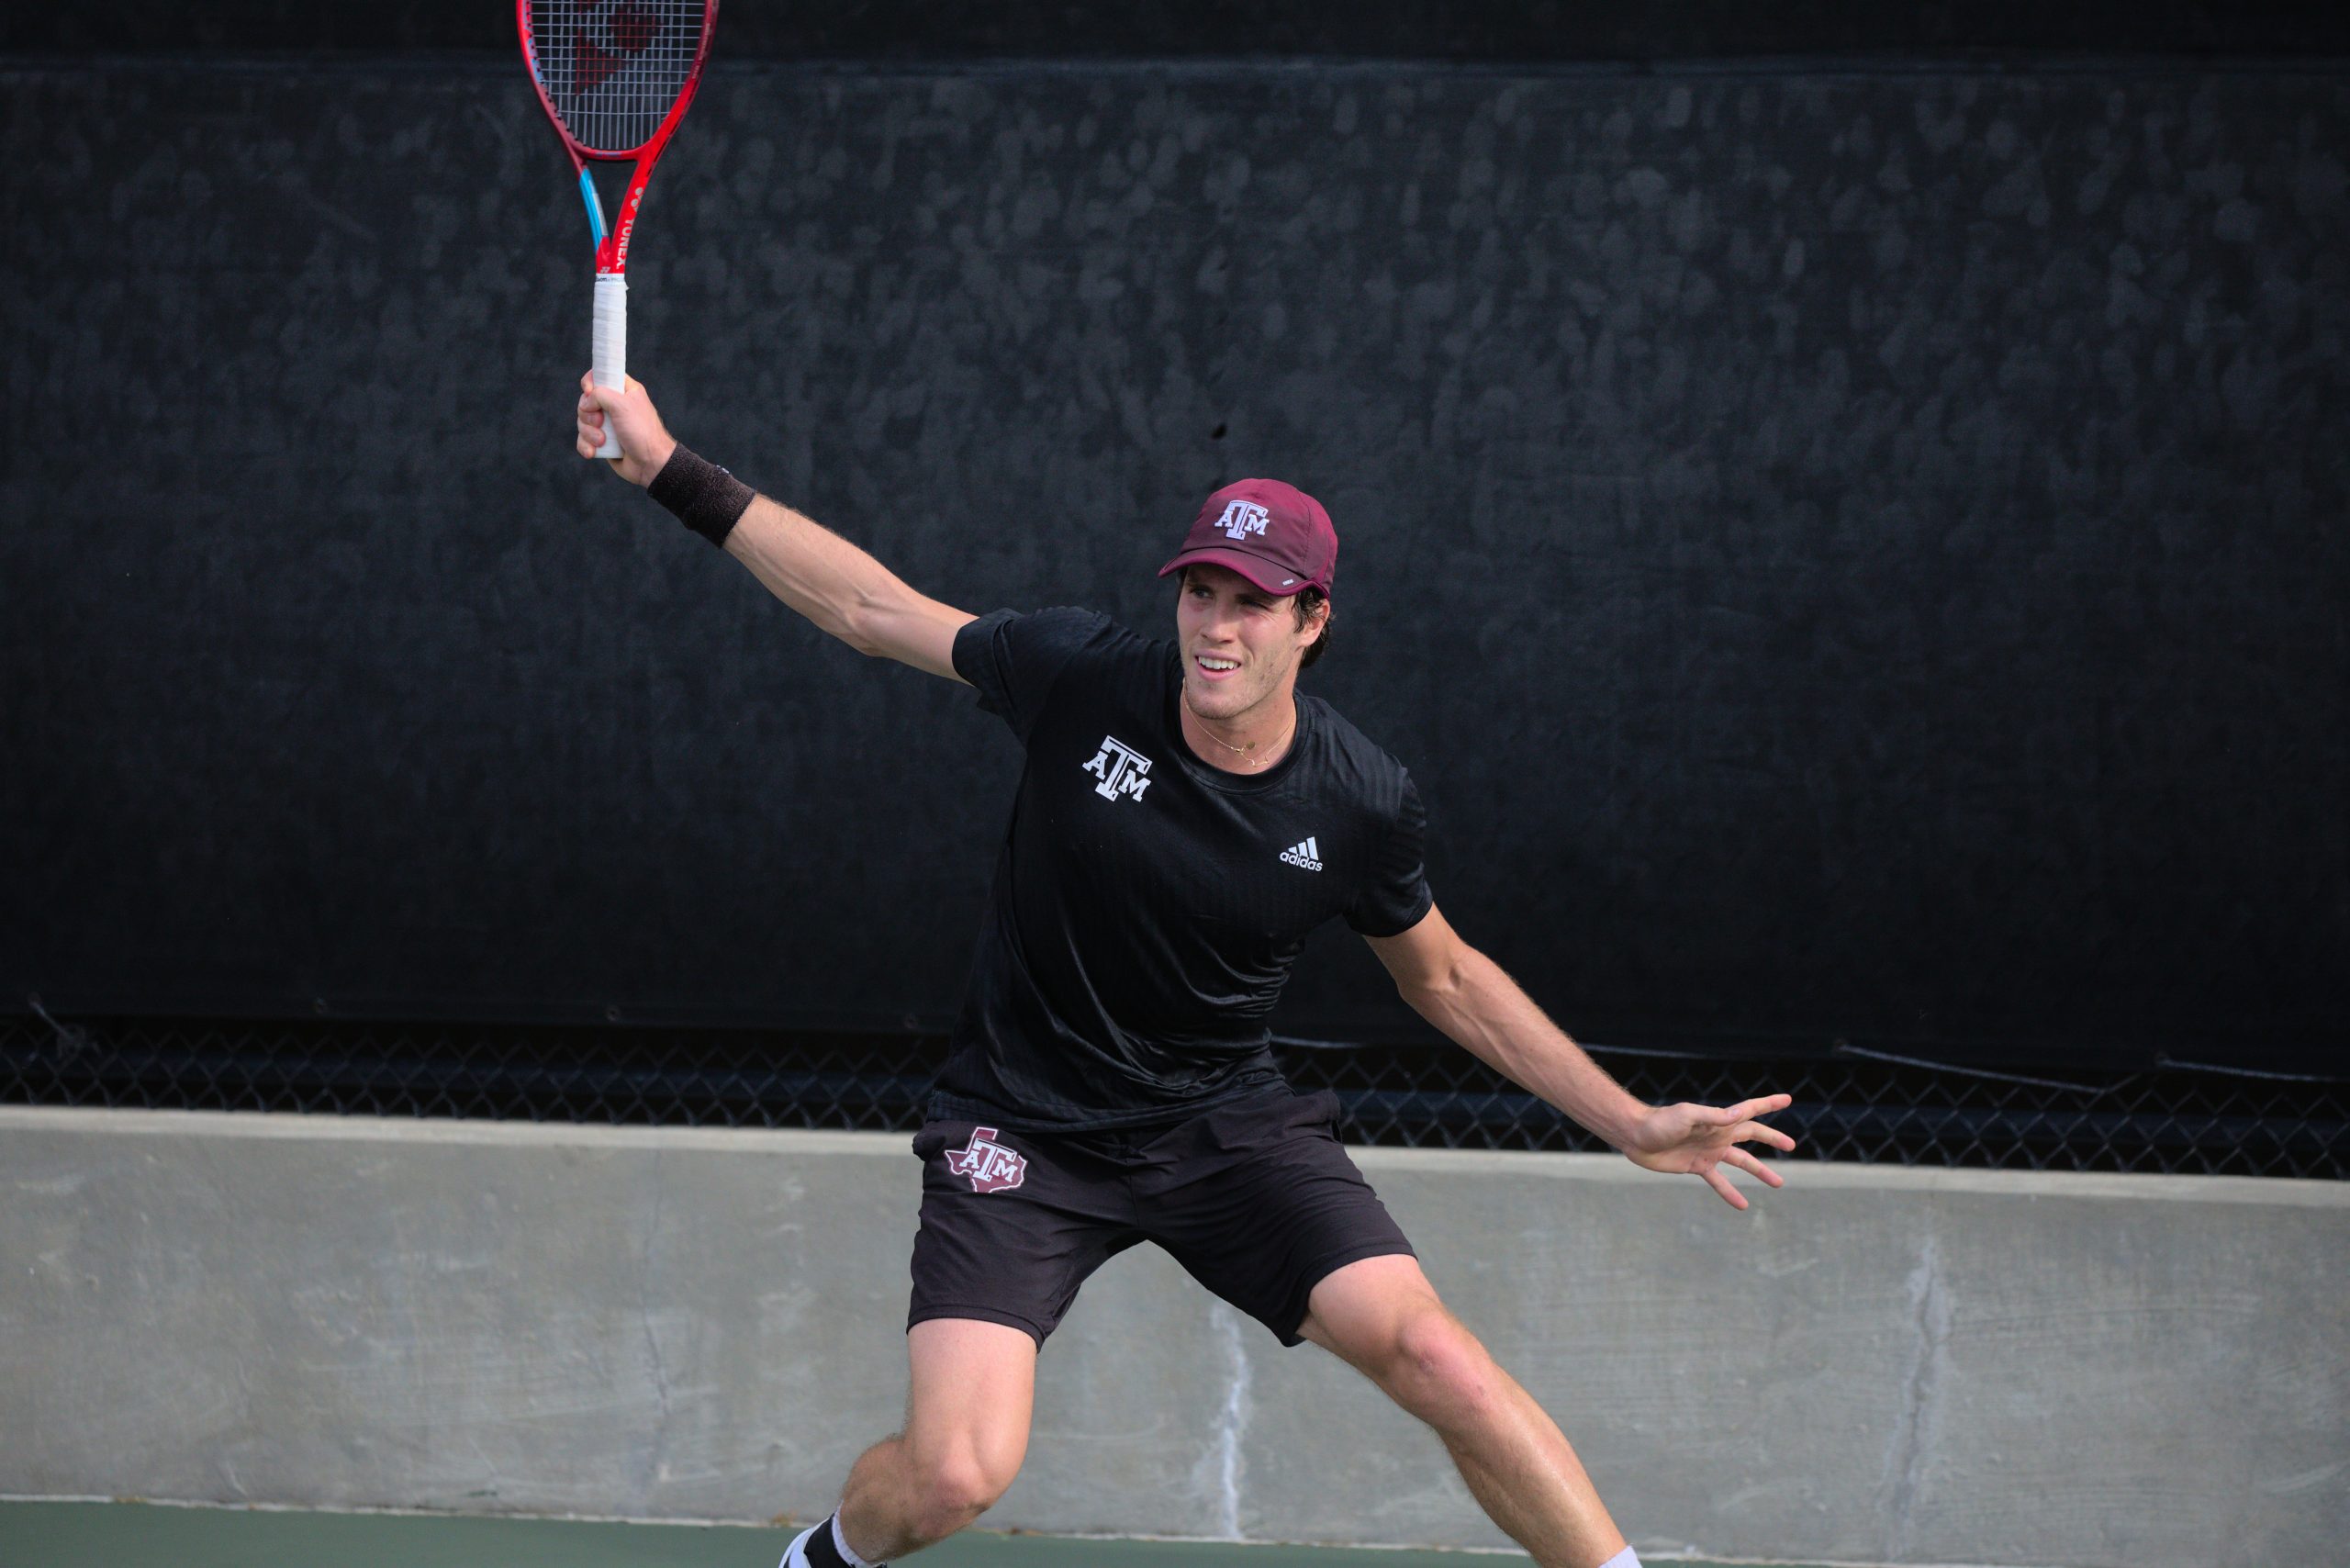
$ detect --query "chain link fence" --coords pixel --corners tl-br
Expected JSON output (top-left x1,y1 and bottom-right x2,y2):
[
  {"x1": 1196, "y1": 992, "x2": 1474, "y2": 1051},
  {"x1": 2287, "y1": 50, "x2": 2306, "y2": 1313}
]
[{"x1": 3, "y1": 1007, "x2": 2341, "y2": 1179}]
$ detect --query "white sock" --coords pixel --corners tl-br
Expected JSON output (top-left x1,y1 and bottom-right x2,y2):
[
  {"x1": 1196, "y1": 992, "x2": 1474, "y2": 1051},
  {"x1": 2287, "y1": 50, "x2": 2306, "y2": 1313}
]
[
  {"x1": 779, "y1": 1511, "x2": 879, "y2": 1568},
  {"x1": 1597, "y1": 1548, "x2": 1641, "y2": 1568}
]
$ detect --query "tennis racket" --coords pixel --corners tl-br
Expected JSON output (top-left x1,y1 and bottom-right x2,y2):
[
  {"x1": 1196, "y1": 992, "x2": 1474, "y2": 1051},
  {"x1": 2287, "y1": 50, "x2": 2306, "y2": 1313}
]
[{"x1": 518, "y1": 0, "x2": 718, "y2": 457}]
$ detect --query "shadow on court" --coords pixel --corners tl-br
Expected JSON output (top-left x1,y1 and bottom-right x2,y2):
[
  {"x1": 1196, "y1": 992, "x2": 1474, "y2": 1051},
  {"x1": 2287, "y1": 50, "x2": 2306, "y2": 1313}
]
[{"x1": 3, "y1": 1502, "x2": 1812, "y2": 1567}]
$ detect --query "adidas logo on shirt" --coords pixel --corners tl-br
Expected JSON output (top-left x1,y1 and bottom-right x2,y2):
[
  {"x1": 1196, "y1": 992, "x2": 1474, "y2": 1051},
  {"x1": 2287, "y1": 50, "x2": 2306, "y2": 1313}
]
[{"x1": 1280, "y1": 836, "x2": 1324, "y2": 871}]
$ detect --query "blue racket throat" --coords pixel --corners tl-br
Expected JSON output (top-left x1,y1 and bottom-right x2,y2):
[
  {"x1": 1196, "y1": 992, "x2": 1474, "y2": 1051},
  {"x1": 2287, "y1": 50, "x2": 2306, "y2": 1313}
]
[{"x1": 578, "y1": 167, "x2": 608, "y2": 245}]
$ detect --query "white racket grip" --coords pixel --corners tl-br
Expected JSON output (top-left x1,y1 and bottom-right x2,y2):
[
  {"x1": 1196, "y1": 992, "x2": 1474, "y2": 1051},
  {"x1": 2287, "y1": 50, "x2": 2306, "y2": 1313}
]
[{"x1": 590, "y1": 274, "x2": 627, "y2": 459}]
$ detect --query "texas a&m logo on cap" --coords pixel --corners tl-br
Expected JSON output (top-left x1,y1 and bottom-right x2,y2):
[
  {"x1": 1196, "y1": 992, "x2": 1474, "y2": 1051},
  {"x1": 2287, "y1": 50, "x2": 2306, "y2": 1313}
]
[
  {"x1": 946, "y1": 1127, "x2": 1028, "y2": 1193},
  {"x1": 1215, "y1": 499, "x2": 1270, "y2": 541},
  {"x1": 1158, "y1": 479, "x2": 1338, "y2": 597}
]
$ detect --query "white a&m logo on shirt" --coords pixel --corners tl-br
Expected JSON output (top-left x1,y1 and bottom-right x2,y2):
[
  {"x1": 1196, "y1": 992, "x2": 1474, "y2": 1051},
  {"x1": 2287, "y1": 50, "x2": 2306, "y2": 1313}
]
[
  {"x1": 1216, "y1": 499, "x2": 1270, "y2": 541},
  {"x1": 1082, "y1": 734, "x2": 1154, "y2": 801}
]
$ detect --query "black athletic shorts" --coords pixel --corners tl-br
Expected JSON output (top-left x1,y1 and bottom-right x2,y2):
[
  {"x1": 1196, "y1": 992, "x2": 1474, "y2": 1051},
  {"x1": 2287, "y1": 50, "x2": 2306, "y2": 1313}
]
[{"x1": 906, "y1": 1087, "x2": 1416, "y2": 1349}]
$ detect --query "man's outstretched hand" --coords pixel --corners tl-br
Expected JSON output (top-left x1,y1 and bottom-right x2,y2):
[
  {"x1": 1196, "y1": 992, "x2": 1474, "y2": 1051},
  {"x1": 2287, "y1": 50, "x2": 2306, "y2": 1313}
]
[
  {"x1": 1621, "y1": 1094, "x2": 1797, "y2": 1209},
  {"x1": 576, "y1": 373, "x2": 678, "y2": 486}
]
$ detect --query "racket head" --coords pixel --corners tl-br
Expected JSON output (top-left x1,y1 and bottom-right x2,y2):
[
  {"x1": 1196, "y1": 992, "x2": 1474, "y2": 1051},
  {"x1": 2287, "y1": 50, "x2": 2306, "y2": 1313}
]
[{"x1": 518, "y1": 0, "x2": 716, "y2": 160}]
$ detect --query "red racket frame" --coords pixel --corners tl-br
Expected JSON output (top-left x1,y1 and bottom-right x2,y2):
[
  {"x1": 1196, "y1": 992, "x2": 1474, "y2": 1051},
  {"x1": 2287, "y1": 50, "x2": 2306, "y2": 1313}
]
[{"x1": 517, "y1": 0, "x2": 718, "y2": 282}]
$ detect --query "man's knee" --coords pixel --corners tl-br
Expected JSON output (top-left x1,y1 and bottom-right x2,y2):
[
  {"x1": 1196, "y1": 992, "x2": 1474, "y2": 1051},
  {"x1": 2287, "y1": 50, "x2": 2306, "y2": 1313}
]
[
  {"x1": 904, "y1": 1445, "x2": 1020, "y2": 1538},
  {"x1": 1380, "y1": 1309, "x2": 1504, "y2": 1421}
]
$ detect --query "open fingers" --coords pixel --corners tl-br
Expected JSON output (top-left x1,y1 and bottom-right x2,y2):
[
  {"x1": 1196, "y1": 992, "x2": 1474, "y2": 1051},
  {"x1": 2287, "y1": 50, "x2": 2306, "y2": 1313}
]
[
  {"x1": 1722, "y1": 1147, "x2": 1785, "y2": 1186},
  {"x1": 1731, "y1": 1119, "x2": 1799, "y2": 1154},
  {"x1": 1700, "y1": 1166, "x2": 1749, "y2": 1210}
]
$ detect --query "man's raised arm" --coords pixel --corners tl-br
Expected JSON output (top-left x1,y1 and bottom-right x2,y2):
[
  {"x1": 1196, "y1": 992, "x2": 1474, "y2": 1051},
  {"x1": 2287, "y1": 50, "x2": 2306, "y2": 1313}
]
[
  {"x1": 577, "y1": 374, "x2": 975, "y2": 681},
  {"x1": 1364, "y1": 905, "x2": 1796, "y2": 1209}
]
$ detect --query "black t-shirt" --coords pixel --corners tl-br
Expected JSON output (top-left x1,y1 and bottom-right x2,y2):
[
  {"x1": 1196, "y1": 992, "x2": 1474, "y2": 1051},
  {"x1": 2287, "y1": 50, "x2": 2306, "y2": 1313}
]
[{"x1": 933, "y1": 607, "x2": 1435, "y2": 1132}]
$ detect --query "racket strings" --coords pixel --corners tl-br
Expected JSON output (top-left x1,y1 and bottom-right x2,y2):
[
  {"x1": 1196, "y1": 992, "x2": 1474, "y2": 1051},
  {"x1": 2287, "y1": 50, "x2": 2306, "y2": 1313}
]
[{"x1": 527, "y1": 0, "x2": 707, "y2": 155}]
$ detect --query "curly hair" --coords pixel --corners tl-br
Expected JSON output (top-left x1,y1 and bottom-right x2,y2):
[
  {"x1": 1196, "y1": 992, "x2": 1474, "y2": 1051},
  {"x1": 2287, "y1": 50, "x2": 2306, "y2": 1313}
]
[{"x1": 1293, "y1": 584, "x2": 1334, "y2": 667}]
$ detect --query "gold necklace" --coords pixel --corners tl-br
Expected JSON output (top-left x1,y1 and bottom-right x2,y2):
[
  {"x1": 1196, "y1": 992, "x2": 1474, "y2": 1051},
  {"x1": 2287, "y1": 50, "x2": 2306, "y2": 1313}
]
[{"x1": 1185, "y1": 693, "x2": 1295, "y2": 766}]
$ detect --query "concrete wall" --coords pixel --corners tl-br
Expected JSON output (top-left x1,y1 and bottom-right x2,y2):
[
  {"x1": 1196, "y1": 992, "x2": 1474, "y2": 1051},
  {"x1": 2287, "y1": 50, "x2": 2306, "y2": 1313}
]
[{"x1": 3, "y1": 1105, "x2": 2344, "y2": 1567}]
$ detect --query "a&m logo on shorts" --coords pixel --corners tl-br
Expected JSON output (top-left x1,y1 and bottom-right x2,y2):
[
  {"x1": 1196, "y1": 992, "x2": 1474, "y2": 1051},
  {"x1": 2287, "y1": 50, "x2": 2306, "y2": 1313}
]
[
  {"x1": 1215, "y1": 499, "x2": 1270, "y2": 541},
  {"x1": 946, "y1": 1127, "x2": 1028, "y2": 1193},
  {"x1": 1081, "y1": 734, "x2": 1153, "y2": 801}
]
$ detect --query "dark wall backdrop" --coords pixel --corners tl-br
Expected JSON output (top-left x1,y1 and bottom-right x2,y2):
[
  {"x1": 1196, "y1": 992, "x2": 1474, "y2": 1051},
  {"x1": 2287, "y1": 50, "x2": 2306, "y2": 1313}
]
[
  {"x1": 6, "y1": 2, "x2": 2348, "y2": 61},
  {"x1": 3, "y1": 47, "x2": 2344, "y2": 1070}
]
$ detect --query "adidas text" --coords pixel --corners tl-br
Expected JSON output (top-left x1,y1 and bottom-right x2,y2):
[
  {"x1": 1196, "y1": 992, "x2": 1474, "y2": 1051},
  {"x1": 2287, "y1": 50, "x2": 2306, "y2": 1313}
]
[{"x1": 1280, "y1": 836, "x2": 1324, "y2": 871}]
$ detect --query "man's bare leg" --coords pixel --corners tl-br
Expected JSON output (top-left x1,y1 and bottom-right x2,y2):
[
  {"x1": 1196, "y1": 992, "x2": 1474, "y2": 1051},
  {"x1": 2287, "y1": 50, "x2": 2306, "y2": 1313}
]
[
  {"x1": 823, "y1": 1317, "x2": 1037, "y2": 1563},
  {"x1": 1298, "y1": 1255, "x2": 1630, "y2": 1568}
]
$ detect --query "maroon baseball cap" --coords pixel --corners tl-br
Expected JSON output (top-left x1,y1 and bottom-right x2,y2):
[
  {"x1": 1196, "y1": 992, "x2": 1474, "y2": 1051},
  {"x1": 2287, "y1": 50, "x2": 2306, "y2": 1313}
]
[{"x1": 1156, "y1": 478, "x2": 1338, "y2": 597}]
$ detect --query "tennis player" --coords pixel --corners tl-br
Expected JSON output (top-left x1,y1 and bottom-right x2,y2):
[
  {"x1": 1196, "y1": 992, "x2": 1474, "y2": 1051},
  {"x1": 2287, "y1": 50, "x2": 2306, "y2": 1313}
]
[{"x1": 575, "y1": 375, "x2": 1796, "y2": 1568}]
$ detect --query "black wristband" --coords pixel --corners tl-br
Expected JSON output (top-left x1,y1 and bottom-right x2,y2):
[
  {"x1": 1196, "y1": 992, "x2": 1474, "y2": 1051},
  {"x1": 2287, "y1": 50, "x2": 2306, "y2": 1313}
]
[{"x1": 647, "y1": 443, "x2": 755, "y2": 548}]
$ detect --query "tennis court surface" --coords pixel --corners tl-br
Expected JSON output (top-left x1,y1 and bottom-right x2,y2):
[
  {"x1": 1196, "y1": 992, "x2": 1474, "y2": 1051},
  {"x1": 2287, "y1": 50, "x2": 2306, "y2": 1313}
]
[{"x1": 5, "y1": 1501, "x2": 1817, "y2": 1568}]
